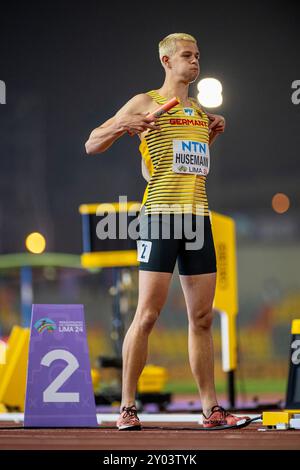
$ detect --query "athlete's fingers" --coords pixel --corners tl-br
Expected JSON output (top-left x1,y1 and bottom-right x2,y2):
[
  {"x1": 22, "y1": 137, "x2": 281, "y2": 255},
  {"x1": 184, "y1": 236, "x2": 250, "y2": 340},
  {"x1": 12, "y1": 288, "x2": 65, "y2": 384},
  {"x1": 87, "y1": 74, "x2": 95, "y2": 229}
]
[
  {"x1": 208, "y1": 118, "x2": 218, "y2": 130},
  {"x1": 135, "y1": 126, "x2": 147, "y2": 133},
  {"x1": 143, "y1": 111, "x2": 154, "y2": 117},
  {"x1": 143, "y1": 116, "x2": 158, "y2": 124},
  {"x1": 146, "y1": 124, "x2": 161, "y2": 130},
  {"x1": 140, "y1": 112, "x2": 157, "y2": 121},
  {"x1": 128, "y1": 126, "x2": 144, "y2": 135},
  {"x1": 143, "y1": 121, "x2": 160, "y2": 130},
  {"x1": 209, "y1": 119, "x2": 225, "y2": 131}
]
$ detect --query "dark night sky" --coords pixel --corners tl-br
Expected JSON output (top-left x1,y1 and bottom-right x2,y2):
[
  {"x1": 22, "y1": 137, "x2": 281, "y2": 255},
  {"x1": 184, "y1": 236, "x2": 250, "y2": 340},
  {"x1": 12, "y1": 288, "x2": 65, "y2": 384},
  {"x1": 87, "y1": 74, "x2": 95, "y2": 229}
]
[{"x1": 0, "y1": 0, "x2": 299, "y2": 253}]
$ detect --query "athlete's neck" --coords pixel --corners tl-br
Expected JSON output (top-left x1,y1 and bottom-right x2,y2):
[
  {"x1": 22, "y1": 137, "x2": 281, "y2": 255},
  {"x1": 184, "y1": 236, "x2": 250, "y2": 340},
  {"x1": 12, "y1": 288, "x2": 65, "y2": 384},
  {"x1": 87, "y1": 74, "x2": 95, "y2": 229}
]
[{"x1": 157, "y1": 80, "x2": 191, "y2": 106}]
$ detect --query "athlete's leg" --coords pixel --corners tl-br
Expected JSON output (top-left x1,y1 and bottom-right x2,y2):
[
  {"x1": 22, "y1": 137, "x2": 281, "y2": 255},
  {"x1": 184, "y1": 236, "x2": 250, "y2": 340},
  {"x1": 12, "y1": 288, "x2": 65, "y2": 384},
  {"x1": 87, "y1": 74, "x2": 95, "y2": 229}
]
[
  {"x1": 179, "y1": 272, "x2": 218, "y2": 416},
  {"x1": 120, "y1": 270, "x2": 172, "y2": 409}
]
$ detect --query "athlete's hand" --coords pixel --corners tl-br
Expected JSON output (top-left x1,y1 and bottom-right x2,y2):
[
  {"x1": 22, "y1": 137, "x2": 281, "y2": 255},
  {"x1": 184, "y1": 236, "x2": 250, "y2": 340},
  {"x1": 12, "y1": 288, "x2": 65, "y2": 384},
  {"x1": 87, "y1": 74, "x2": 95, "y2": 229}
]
[
  {"x1": 206, "y1": 113, "x2": 226, "y2": 134},
  {"x1": 114, "y1": 112, "x2": 161, "y2": 135}
]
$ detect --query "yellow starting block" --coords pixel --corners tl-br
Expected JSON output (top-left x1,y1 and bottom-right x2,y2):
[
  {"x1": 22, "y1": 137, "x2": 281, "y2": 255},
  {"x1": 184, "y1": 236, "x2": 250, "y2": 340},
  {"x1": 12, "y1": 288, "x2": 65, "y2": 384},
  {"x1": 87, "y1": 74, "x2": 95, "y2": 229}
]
[
  {"x1": 262, "y1": 411, "x2": 293, "y2": 426},
  {"x1": 0, "y1": 325, "x2": 30, "y2": 411},
  {"x1": 284, "y1": 409, "x2": 300, "y2": 414},
  {"x1": 0, "y1": 340, "x2": 6, "y2": 365},
  {"x1": 138, "y1": 365, "x2": 167, "y2": 394},
  {"x1": 90, "y1": 368, "x2": 101, "y2": 391},
  {"x1": 0, "y1": 403, "x2": 7, "y2": 413}
]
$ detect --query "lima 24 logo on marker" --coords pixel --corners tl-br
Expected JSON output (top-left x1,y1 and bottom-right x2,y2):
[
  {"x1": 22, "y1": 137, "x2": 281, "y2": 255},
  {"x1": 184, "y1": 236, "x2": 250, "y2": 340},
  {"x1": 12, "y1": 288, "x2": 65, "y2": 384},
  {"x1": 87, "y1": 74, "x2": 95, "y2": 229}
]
[{"x1": 34, "y1": 318, "x2": 57, "y2": 333}]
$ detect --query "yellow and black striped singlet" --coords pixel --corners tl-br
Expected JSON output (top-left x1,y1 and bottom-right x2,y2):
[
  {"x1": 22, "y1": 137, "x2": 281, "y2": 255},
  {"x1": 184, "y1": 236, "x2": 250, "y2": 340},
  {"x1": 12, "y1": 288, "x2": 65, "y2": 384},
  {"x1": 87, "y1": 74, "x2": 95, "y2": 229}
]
[{"x1": 139, "y1": 90, "x2": 210, "y2": 216}]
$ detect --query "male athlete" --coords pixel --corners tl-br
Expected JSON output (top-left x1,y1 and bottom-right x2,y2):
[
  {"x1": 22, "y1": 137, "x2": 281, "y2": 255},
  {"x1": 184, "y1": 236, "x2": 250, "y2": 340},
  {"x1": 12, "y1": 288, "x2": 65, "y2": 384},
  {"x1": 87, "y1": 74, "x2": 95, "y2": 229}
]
[{"x1": 85, "y1": 33, "x2": 250, "y2": 429}]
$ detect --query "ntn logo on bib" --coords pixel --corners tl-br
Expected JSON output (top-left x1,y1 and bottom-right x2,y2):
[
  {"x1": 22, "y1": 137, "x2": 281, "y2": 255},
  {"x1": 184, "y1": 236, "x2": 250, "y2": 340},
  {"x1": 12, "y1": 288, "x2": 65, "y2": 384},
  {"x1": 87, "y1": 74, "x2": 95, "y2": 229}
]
[{"x1": 173, "y1": 139, "x2": 210, "y2": 175}]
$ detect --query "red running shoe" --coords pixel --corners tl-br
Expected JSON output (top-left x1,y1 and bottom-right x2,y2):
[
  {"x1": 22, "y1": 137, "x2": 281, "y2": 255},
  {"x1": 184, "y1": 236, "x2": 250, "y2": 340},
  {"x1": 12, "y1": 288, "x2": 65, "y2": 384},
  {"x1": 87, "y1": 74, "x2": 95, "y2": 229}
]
[
  {"x1": 116, "y1": 405, "x2": 142, "y2": 431},
  {"x1": 202, "y1": 405, "x2": 251, "y2": 428}
]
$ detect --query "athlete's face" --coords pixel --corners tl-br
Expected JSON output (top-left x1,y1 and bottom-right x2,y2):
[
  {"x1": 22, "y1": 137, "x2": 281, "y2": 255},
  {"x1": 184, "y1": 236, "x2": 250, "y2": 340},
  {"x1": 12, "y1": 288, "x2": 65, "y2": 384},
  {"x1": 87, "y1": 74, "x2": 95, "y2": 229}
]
[{"x1": 170, "y1": 40, "x2": 200, "y2": 83}]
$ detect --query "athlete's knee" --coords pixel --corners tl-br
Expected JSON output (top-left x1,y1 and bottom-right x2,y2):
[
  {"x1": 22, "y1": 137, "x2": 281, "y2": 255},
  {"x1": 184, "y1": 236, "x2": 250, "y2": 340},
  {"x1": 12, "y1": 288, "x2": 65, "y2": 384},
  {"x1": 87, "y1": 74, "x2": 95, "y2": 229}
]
[
  {"x1": 189, "y1": 307, "x2": 214, "y2": 331},
  {"x1": 134, "y1": 307, "x2": 160, "y2": 333}
]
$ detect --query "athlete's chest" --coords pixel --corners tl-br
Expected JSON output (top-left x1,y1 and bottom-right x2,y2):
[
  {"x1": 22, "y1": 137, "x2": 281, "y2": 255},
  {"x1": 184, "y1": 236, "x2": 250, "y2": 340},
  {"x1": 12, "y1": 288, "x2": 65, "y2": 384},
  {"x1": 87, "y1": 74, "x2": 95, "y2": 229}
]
[
  {"x1": 147, "y1": 108, "x2": 211, "y2": 177},
  {"x1": 157, "y1": 106, "x2": 209, "y2": 134}
]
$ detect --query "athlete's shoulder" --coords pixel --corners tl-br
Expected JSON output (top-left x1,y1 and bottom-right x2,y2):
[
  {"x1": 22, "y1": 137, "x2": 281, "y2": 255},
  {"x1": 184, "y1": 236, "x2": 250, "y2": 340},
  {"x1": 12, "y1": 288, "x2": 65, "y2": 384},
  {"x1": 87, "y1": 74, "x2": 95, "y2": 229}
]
[
  {"x1": 115, "y1": 93, "x2": 153, "y2": 117},
  {"x1": 130, "y1": 93, "x2": 152, "y2": 108},
  {"x1": 128, "y1": 92, "x2": 158, "y2": 113},
  {"x1": 129, "y1": 93, "x2": 154, "y2": 105}
]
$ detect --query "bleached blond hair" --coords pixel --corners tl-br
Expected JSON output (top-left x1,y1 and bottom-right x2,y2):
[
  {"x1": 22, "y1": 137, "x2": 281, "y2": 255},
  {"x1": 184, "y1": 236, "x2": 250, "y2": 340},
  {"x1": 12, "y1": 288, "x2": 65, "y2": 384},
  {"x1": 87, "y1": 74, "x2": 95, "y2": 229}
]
[{"x1": 158, "y1": 33, "x2": 197, "y2": 63}]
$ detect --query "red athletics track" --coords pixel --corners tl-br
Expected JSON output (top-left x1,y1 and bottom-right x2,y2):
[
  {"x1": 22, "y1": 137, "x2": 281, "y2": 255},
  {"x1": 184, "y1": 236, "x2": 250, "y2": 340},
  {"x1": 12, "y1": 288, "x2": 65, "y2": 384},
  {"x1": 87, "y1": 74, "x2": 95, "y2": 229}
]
[{"x1": 0, "y1": 421, "x2": 300, "y2": 450}]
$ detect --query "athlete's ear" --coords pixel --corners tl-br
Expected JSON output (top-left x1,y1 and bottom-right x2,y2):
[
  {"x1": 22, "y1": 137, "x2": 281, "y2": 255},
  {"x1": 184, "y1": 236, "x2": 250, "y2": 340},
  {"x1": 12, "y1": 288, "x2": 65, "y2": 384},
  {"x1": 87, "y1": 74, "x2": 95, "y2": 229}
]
[{"x1": 161, "y1": 55, "x2": 170, "y2": 69}]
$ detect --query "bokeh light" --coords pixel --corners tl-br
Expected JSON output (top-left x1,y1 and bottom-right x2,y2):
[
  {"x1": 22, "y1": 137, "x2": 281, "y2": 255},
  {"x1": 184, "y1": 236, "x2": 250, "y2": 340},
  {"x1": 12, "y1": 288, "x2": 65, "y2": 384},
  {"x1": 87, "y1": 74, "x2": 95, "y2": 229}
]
[
  {"x1": 197, "y1": 77, "x2": 223, "y2": 108},
  {"x1": 25, "y1": 232, "x2": 46, "y2": 254},
  {"x1": 272, "y1": 193, "x2": 290, "y2": 214}
]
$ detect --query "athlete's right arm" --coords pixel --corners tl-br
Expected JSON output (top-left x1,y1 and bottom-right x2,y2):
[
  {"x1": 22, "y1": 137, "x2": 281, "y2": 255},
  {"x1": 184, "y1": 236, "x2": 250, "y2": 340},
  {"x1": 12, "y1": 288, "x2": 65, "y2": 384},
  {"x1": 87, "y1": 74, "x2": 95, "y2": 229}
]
[{"x1": 85, "y1": 94, "x2": 159, "y2": 155}]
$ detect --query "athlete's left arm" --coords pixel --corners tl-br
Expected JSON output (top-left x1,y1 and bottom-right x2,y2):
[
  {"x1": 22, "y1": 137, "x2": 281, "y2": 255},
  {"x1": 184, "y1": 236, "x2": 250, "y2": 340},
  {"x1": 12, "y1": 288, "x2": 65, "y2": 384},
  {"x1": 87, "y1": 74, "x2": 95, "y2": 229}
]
[{"x1": 206, "y1": 112, "x2": 226, "y2": 146}]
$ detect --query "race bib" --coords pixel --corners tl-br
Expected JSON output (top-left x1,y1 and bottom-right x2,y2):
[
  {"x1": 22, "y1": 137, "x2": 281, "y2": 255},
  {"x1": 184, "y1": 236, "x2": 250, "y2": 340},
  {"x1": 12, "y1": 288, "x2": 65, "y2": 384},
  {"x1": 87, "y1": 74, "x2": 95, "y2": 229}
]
[
  {"x1": 137, "y1": 240, "x2": 152, "y2": 263},
  {"x1": 172, "y1": 139, "x2": 210, "y2": 175}
]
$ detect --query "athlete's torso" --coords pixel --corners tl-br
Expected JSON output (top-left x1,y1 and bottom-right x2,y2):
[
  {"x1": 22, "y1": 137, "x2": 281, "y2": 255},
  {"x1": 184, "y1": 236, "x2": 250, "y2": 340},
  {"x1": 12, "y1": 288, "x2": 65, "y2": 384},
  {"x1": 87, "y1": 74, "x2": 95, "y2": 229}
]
[{"x1": 139, "y1": 90, "x2": 211, "y2": 216}]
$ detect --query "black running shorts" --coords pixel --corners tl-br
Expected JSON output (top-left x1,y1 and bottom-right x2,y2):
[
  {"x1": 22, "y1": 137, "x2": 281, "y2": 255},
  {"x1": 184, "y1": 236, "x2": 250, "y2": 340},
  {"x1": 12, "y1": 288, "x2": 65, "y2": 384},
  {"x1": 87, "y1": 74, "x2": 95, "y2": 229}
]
[{"x1": 137, "y1": 209, "x2": 217, "y2": 275}]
